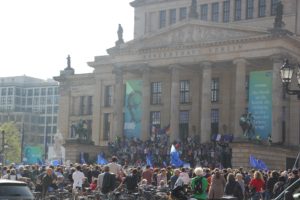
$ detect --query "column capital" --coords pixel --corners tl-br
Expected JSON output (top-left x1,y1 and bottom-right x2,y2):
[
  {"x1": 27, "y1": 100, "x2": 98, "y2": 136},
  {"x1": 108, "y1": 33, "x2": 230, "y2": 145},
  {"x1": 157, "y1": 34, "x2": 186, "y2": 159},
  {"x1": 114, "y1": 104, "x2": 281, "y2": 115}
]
[
  {"x1": 270, "y1": 54, "x2": 288, "y2": 63},
  {"x1": 201, "y1": 61, "x2": 213, "y2": 69},
  {"x1": 233, "y1": 58, "x2": 249, "y2": 65},
  {"x1": 168, "y1": 64, "x2": 183, "y2": 71}
]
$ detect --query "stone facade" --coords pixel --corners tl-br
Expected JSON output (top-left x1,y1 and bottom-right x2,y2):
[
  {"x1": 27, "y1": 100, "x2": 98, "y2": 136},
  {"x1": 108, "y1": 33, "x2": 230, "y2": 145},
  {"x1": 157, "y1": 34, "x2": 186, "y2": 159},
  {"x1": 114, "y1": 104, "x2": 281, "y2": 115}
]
[{"x1": 54, "y1": 0, "x2": 300, "y2": 167}]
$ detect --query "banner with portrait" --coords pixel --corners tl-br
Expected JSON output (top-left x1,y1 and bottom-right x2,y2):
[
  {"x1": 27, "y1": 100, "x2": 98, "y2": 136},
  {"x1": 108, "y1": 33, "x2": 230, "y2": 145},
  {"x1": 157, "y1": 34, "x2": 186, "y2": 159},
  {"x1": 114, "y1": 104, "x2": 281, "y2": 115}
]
[
  {"x1": 24, "y1": 146, "x2": 43, "y2": 164},
  {"x1": 248, "y1": 70, "x2": 272, "y2": 140},
  {"x1": 124, "y1": 80, "x2": 143, "y2": 139}
]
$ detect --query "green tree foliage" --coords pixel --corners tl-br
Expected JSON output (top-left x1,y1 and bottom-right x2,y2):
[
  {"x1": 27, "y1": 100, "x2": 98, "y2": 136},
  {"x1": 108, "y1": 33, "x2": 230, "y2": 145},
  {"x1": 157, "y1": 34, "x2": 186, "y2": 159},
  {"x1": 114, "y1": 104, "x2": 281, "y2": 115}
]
[{"x1": 0, "y1": 122, "x2": 21, "y2": 164}]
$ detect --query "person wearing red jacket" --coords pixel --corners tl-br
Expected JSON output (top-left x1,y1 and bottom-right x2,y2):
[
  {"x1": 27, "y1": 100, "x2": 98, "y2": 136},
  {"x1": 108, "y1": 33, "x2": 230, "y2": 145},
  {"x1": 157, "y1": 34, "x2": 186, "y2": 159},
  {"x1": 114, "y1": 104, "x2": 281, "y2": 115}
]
[{"x1": 249, "y1": 171, "x2": 265, "y2": 200}]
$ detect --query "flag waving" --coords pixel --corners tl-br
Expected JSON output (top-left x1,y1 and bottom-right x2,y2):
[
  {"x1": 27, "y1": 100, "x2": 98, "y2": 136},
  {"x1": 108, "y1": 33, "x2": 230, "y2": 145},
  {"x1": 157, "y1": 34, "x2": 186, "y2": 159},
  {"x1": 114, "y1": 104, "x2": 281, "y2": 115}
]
[
  {"x1": 97, "y1": 154, "x2": 108, "y2": 165},
  {"x1": 170, "y1": 144, "x2": 184, "y2": 167}
]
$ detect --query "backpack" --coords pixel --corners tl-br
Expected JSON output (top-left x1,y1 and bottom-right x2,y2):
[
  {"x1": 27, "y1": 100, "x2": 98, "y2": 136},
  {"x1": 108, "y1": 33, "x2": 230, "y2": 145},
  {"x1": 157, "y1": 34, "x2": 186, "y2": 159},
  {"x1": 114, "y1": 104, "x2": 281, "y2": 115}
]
[
  {"x1": 125, "y1": 175, "x2": 138, "y2": 191},
  {"x1": 193, "y1": 177, "x2": 203, "y2": 194},
  {"x1": 101, "y1": 173, "x2": 115, "y2": 194}
]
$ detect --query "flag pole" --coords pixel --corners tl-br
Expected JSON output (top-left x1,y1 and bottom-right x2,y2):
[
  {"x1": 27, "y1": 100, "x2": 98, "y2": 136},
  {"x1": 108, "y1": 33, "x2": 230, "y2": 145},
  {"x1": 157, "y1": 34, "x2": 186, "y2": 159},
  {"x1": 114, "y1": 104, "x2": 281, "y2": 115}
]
[{"x1": 293, "y1": 151, "x2": 300, "y2": 170}]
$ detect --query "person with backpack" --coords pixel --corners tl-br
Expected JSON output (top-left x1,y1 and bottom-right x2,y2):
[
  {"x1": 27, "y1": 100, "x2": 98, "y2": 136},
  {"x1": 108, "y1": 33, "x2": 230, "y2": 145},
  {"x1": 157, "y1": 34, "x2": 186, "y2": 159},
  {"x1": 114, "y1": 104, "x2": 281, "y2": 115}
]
[
  {"x1": 97, "y1": 166, "x2": 116, "y2": 194},
  {"x1": 273, "y1": 176, "x2": 286, "y2": 198},
  {"x1": 190, "y1": 167, "x2": 208, "y2": 200},
  {"x1": 117, "y1": 168, "x2": 139, "y2": 192},
  {"x1": 224, "y1": 173, "x2": 243, "y2": 199}
]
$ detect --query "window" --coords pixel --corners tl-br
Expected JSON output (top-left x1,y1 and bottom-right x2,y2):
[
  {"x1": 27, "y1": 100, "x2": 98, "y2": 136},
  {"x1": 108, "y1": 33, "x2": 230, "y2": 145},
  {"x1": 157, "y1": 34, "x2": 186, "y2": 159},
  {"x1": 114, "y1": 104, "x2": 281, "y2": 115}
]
[
  {"x1": 0, "y1": 97, "x2": 5, "y2": 105},
  {"x1": 150, "y1": 111, "x2": 161, "y2": 128},
  {"x1": 7, "y1": 96, "x2": 12, "y2": 104},
  {"x1": 211, "y1": 109, "x2": 219, "y2": 135},
  {"x1": 41, "y1": 88, "x2": 46, "y2": 96},
  {"x1": 53, "y1": 116, "x2": 57, "y2": 123},
  {"x1": 223, "y1": 0, "x2": 230, "y2": 22},
  {"x1": 258, "y1": 0, "x2": 266, "y2": 17},
  {"x1": 179, "y1": 7, "x2": 187, "y2": 20},
  {"x1": 169, "y1": 9, "x2": 176, "y2": 25},
  {"x1": 40, "y1": 97, "x2": 46, "y2": 105},
  {"x1": 179, "y1": 110, "x2": 189, "y2": 141},
  {"x1": 180, "y1": 80, "x2": 190, "y2": 104},
  {"x1": 103, "y1": 113, "x2": 111, "y2": 141},
  {"x1": 47, "y1": 106, "x2": 52, "y2": 114},
  {"x1": 104, "y1": 85, "x2": 112, "y2": 107},
  {"x1": 27, "y1": 98, "x2": 32, "y2": 105},
  {"x1": 234, "y1": 0, "x2": 242, "y2": 21},
  {"x1": 54, "y1": 87, "x2": 58, "y2": 95},
  {"x1": 212, "y1": 2, "x2": 219, "y2": 22},
  {"x1": 53, "y1": 106, "x2": 58, "y2": 114},
  {"x1": 159, "y1": 10, "x2": 167, "y2": 28},
  {"x1": 211, "y1": 78, "x2": 219, "y2": 102},
  {"x1": 47, "y1": 96, "x2": 53, "y2": 104},
  {"x1": 87, "y1": 96, "x2": 93, "y2": 115},
  {"x1": 151, "y1": 82, "x2": 162, "y2": 105},
  {"x1": 80, "y1": 96, "x2": 85, "y2": 115},
  {"x1": 33, "y1": 97, "x2": 39, "y2": 105},
  {"x1": 1, "y1": 88, "x2": 7, "y2": 96},
  {"x1": 246, "y1": 0, "x2": 254, "y2": 19},
  {"x1": 200, "y1": 4, "x2": 208, "y2": 20},
  {"x1": 34, "y1": 88, "x2": 40, "y2": 96},
  {"x1": 47, "y1": 88, "x2": 53, "y2": 95},
  {"x1": 16, "y1": 88, "x2": 21, "y2": 96},
  {"x1": 271, "y1": 0, "x2": 279, "y2": 16},
  {"x1": 8, "y1": 88, "x2": 13, "y2": 95},
  {"x1": 27, "y1": 89, "x2": 33, "y2": 96}
]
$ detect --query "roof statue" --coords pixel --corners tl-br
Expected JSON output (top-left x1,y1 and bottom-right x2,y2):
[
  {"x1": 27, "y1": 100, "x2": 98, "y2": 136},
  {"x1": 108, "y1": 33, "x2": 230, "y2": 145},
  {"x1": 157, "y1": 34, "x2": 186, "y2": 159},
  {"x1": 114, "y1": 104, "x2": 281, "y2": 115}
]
[
  {"x1": 116, "y1": 24, "x2": 124, "y2": 46},
  {"x1": 67, "y1": 55, "x2": 71, "y2": 69}
]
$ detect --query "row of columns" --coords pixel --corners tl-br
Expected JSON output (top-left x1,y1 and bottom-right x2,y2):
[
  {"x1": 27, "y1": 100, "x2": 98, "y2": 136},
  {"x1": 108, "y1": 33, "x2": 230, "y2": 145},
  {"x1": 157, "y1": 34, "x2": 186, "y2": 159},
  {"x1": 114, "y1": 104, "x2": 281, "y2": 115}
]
[{"x1": 109, "y1": 56, "x2": 289, "y2": 144}]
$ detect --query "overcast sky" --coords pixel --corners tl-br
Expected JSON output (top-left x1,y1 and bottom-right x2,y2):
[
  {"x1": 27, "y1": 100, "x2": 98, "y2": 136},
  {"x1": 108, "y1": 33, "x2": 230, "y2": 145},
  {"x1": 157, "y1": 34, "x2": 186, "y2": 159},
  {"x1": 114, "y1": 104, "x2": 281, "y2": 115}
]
[{"x1": 0, "y1": 0, "x2": 134, "y2": 80}]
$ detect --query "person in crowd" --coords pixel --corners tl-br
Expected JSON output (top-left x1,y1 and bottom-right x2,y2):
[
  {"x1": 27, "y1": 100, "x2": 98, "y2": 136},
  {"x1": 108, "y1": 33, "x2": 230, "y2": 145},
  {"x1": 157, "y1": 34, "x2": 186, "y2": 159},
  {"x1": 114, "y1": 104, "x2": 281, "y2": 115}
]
[
  {"x1": 90, "y1": 179, "x2": 97, "y2": 191},
  {"x1": 224, "y1": 173, "x2": 243, "y2": 199},
  {"x1": 152, "y1": 168, "x2": 159, "y2": 186},
  {"x1": 273, "y1": 175, "x2": 286, "y2": 198},
  {"x1": 157, "y1": 168, "x2": 168, "y2": 187},
  {"x1": 265, "y1": 170, "x2": 279, "y2": 200},
  {"x1": 249, "y1": 171, "x2": 265, "y2": 200},
  {"x1": 117, "y1": 168, "x2": 139, "y2": 192},
  {"x1": 97, "y1": 166, "x2": 116, "y2": 194},
  {"x1": 170, "y1": 169, "x2": 181, "y2": 189},
  {"x1": 180, "y1": 167, "x2": 191, "y2": 186},
  {"x1": 107, "y1": 156, "x2": 123, "y2": 182},
  {"x1": 208, "y1": 168, "x2": 226, "y2": 200},
  {"x1": 190, "y1": 167, "x2": 208, "y2": 200},
  {"x1": 41, "y1": 168, "x2": 55, "y2": 198},
  {"x1": 142, "y1": 165, "x2": 153, "y2": 185},
  {"x1": 2, "y1": 168, "x2": 22, "y2": 180},
  {"x1": 236, "y1": 173, "x2": 245, "y2": 198},
  {"x1": 72, "y1": 165, "x2": 85, "y2": 191}
]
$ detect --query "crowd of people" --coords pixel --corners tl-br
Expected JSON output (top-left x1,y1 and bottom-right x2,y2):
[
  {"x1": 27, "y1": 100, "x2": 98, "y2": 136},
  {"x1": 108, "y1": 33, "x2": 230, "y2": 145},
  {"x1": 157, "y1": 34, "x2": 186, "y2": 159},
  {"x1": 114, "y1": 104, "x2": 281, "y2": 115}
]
[
  {"x1": 108, "y1": 134, "x2": 232, "y2": 169},
  {"x1": 0, "y1": 155, "x2": 299, "y2": 200}
]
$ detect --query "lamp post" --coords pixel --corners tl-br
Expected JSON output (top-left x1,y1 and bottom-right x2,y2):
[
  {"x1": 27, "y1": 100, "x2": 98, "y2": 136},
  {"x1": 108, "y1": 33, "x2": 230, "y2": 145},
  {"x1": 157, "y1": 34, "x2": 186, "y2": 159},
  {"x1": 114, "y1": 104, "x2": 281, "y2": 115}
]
[{"x1": 280, "y1": 59, "x2": 300, "y2": 99}]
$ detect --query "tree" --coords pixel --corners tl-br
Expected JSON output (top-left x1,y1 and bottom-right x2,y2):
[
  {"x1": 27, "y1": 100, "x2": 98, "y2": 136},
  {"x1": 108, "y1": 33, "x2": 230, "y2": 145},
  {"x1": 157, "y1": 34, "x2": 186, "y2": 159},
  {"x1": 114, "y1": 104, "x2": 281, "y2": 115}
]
[{"x1": 0, "y1": 122, "x2": 21, "y2": 164}]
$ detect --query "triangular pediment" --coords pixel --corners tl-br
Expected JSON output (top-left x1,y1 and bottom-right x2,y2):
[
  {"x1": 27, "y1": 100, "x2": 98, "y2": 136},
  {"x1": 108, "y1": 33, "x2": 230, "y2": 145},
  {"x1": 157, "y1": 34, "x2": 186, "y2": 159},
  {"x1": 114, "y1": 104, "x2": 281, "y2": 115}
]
[{"x1": 121, "y1": 20, "x2": 269, "y2": 50}]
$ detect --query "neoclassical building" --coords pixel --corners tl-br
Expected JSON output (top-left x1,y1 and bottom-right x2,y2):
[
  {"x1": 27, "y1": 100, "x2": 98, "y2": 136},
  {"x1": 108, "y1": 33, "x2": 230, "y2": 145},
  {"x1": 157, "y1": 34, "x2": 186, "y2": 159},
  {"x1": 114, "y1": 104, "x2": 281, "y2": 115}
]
[{"x1": 55, "y1": 0, "x2": 300, "y2": 168}]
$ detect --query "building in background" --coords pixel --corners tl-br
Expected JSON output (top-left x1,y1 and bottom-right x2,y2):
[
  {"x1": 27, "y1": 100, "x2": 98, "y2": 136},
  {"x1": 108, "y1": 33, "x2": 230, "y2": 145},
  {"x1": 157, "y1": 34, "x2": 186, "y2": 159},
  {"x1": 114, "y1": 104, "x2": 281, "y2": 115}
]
[
  {"x1": 55, "y1": 0, "x2": 300, "y2": 169},
  {"x1": 0, "y1": 76, "x2": 59, "y2": 148}
]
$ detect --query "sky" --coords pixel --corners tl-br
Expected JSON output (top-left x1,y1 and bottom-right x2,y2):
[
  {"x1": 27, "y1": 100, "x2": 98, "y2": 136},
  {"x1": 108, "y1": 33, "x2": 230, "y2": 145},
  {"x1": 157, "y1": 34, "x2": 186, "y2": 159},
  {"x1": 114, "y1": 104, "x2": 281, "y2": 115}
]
[{"x1": 0, "y1": 0, "x2": 134, "y2": 80}]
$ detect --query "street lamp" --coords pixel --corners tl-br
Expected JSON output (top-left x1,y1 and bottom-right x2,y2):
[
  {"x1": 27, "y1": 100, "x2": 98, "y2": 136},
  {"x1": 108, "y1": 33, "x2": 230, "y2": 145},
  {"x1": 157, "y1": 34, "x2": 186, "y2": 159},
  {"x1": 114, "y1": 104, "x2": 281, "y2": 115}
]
[{"x1": 280, "y1": 59, "x2": 300, "y2": 98}]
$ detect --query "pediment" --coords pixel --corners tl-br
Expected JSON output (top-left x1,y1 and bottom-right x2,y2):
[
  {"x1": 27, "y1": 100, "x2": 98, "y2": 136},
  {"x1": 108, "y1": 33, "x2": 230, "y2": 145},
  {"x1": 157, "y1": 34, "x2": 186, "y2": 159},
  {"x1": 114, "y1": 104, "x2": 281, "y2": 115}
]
[{"x1": 123, "y1": 21, "x2": 269, "y2": 50}]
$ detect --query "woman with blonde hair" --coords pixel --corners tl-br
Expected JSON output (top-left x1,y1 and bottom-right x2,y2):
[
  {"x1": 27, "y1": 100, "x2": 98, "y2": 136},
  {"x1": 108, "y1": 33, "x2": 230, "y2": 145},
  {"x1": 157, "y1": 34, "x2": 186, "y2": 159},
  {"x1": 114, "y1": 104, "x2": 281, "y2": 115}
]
[{"x1": 249, "y1": 171, "x2": 265, "y2": 200}]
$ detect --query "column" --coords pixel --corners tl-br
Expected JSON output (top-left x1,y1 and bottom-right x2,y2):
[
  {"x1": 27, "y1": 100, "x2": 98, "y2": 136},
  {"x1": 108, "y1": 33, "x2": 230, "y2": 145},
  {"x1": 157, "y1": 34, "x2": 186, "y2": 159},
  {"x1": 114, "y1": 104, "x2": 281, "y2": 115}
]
[
  {"x1": 112, "y1": 67, "x2": 124, "y2": 141},
  {"x1": 57, "y1": 83, "x2": 71, "y2": 141},
  {"x1": 288, "y1": 95, "x2": 300, "y2": 145},
  {"x1": 233, "y1": 58, "x2": 247, "y2": 139},
  {"x1": 200, "y1": 62, "x2": 212, "y2": 143},
  {"x1": 271, "y1": 55, "x2": 283, "y2": 143},
  {"x1": 169, "y1": 65, "x2": 180, "y2": 143},
  {"x1": 141, "y1": 67, "x2": 150, "y2": 141},
  {"x1": 241, "y1": 0, "x2": 247, "y2": 20},
  {"x1": 92, "y1": 77, "x2": 102, "y2": 145},
  {"x1": 229, "y1": 0, "x2": 235, "y2": 22}
]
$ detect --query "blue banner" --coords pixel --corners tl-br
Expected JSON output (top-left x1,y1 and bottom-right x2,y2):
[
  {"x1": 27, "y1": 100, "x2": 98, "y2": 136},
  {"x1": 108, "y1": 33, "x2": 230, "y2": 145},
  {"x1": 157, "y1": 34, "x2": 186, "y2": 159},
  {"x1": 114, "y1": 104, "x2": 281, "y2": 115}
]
[
  {"x1": 249, "y1": 71, "x2": 272, "y2": 140},
  {"x1": 124, "y1": 80, "x2": 143, "y2": 139}
]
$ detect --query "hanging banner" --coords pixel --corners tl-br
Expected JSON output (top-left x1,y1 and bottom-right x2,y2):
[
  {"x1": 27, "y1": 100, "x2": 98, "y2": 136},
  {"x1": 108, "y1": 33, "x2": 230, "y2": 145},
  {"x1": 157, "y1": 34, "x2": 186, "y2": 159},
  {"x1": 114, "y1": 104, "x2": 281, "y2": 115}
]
[
  {"x1": 24, "y1": 146, "x2": 44, "y2": 164},
  {"x1": 249, "y1": 70, "x2": 272, "y2": 140},
  {"x1": 124, "y1": 80, "x2": 143, "y2": 139}
]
